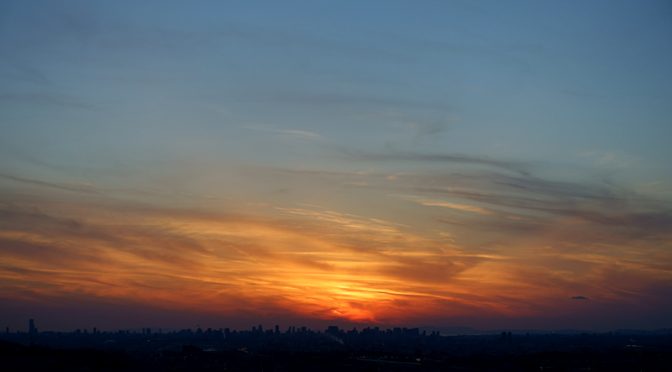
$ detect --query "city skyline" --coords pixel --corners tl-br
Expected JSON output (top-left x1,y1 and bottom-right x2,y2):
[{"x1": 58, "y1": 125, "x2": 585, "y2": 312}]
[{"x1": 1, "y1": 1, "x2": 671, "y2": 332}]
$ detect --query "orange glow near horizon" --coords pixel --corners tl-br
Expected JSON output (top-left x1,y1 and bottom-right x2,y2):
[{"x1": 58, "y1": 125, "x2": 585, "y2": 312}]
[{"x1": 2, "y1": 192, "x2": 670, "y2": 330}]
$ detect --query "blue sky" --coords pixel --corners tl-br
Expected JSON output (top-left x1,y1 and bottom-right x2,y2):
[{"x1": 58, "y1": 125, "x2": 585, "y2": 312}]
[{"x1": 2, "y1": 0, "x2": 670, "y2": 171}]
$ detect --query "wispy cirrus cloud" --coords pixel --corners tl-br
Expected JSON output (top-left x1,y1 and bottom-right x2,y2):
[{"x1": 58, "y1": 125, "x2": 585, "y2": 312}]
[
  {"x1": 1, "y1": 164, "x2": 671, "y2": 328},
  {"x1": 0, "y1": 173, "x2": 99, "y2": 194},
  {"x1": 345, "y1": 150, "x2": 528, "y2": 175},
  {"x1": 238, "y1": 159, "x2": 672, "y2": 245},
  {"x1": 0, "y1": 193, "x2": 483, "y2": 324},
  {"x1": 244, "y1": 126, "x2": 323, "y2": 140},
  {"x1": 414, "y1": 198, "x2": 494, "y2": 215},
  {"x1": 415, "y1": 176, "x2": 672, "y2": 240}
]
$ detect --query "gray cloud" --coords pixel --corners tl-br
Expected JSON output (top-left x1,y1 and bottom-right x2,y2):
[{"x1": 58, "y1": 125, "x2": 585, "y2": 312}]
[
  {"x1": 423, "y1": 185, "x2": 672, "y2": 239},
  {"x1": 254, "y1": 158, "x2": 672, "y2": 249},
  {"x1": 347, "y1": 150, "x2": 528, "y2": 175},
  {"x1": 402, "y1": 170, "x2": 672, "y2": 247},
  {"x1": 241, "y1": 160, "x2": 672, "y2": 245},
  {"x1": 241, "y1": 160, "x2": 672, "y2": 246},
  {"x1": 0, "y1": 173, "x2": 99, "y2": 194}
]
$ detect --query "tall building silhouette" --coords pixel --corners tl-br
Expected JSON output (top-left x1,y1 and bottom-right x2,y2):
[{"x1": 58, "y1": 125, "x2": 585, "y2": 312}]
[{"x1": 28, "y1": 318, "x2": 37, "y2": 345}]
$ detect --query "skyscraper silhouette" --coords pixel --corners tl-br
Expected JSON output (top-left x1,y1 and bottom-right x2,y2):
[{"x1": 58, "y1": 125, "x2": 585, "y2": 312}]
[{"x1": 28, "y1": 319, "x2": 37, "y2": 345}]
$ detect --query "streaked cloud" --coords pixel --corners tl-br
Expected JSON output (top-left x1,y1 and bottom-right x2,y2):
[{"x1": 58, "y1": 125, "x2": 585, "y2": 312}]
[
  {"x1": 415, "y1": 198, "x2": 494, "y2": 215},
  {"x1": 244, "y1": 126, "x2": 323, "y2": 140},
  {"x1": 1, "y1": 169, "x2": 670, "y2": 328},
  {"x1": 346, "y1": 150, "x2": 528, "y2": 175},
  {"x1": 0, "y1": 173, "x2": 99, "y2": 194}
]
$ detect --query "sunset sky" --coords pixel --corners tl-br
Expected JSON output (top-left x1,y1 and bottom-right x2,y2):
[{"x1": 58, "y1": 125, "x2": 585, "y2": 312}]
[{"x1": 1, "y1": 0, "x2": 671, "y2": 332}]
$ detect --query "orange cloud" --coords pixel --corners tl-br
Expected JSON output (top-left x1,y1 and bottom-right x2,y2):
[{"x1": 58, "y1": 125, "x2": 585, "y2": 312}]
[{"x1": 1, "y1": 170, "x2": 671, "y2": 329}]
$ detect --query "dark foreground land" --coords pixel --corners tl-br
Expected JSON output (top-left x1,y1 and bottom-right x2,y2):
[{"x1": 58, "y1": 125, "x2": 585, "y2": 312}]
[{"x1": 1, "y1": 327, "x2": 671, "y2": 371}]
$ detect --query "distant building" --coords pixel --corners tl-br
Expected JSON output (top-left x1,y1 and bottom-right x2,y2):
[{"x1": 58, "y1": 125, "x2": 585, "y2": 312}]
[{"x1": 28, "y1": 319, "x2": 37, "y2": 345}]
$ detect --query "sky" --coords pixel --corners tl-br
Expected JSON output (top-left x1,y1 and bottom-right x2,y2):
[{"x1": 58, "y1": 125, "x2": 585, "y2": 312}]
[{"x1": 1, "y1": 0, "x2": 671, "y2": 332}]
